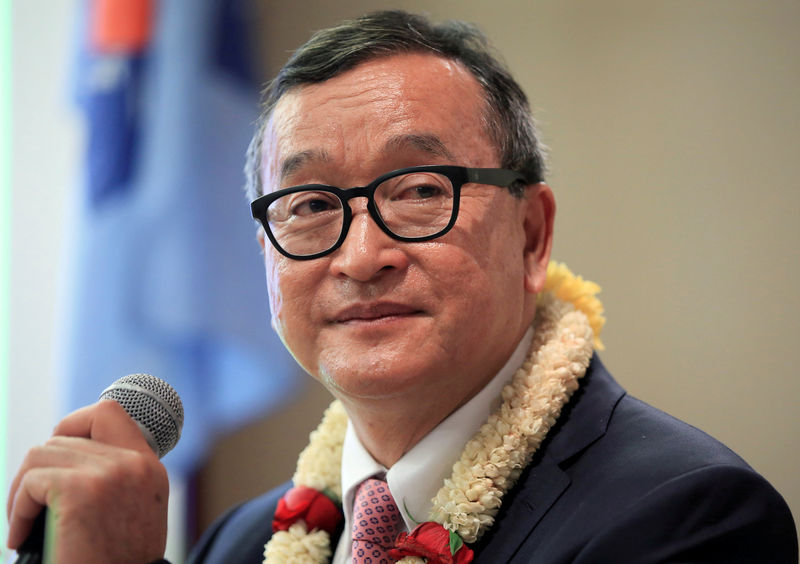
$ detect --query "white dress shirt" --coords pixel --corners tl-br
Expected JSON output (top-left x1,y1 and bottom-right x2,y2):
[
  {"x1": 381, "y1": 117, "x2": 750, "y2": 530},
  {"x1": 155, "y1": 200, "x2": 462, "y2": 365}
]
[{"x1": 332, "y1": 327, "x2": 534, "y2": 563}]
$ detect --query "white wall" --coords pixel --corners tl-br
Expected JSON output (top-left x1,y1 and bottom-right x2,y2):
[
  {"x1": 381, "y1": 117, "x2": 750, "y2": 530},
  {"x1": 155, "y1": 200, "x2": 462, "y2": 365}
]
[{"x1": 4, "y1": 3, "x2": 77, "y2": 560}]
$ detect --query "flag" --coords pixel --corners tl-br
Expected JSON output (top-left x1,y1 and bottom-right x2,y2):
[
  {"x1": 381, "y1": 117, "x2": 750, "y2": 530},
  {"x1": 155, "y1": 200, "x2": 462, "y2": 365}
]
[{"x1": 63, "y1": 0, "x2": 300, "y2": 474}]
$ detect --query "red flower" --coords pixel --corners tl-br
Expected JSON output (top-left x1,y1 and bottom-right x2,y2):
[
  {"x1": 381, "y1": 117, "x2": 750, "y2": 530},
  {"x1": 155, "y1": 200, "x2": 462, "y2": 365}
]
[
  {"x1": 388, "y1": 522, "x2": 474, "y2": 564},
  {"x1": 272, "y1": 486, "x2": 342, "y2": 535}
]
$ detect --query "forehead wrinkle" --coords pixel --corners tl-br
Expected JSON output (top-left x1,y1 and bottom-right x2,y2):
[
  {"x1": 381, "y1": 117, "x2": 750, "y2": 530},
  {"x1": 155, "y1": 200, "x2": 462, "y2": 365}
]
[{"x1": 382, "y1": 133, "x2": 456, "y2": 162}]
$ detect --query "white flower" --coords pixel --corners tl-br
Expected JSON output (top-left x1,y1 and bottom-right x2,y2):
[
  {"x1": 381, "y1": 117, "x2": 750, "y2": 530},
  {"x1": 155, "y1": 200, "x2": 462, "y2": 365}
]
[
  {"x1": 263, "y1": 522, "x2": 331, "y2": 564},
  {"x1": 430, "y1": 293, "x2": 593, "y2": 542}
]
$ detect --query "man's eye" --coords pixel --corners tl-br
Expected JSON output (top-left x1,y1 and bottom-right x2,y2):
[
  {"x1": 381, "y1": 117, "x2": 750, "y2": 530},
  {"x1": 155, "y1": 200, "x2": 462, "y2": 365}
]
[
  {"x1": 394, "y1": 184, "x2": 445, "y2": 201},
  {"x1": 290, "y1": 193, "x2": 341, "y2": 216},
  {"x1": 381, "y1": 172, "x2": 453, "y2": 203}
]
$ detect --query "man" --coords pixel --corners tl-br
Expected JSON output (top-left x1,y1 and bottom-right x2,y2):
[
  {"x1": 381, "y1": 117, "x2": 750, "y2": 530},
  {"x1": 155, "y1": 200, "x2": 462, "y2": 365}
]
[{"x1": 7, "y1": 10, "x2": 797, "y2": 564}]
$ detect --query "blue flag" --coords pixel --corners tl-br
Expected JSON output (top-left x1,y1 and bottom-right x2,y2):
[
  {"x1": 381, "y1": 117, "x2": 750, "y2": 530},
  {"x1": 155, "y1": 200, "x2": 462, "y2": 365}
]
[{"x1": 64, "y1": 0, "x2": 300, "y2": 474}]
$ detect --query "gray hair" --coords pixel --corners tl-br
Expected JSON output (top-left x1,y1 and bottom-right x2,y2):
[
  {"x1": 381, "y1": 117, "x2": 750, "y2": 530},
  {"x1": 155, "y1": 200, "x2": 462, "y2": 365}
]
[{"x1": 244, "y1": 10, "x2": 546, "y2": 201}]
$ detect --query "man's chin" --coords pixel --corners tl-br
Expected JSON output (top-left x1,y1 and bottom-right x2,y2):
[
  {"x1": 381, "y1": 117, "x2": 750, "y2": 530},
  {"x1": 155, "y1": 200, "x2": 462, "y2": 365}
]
[{"x1": 319, "y1": 363, "x2": 437, "y2": 403}]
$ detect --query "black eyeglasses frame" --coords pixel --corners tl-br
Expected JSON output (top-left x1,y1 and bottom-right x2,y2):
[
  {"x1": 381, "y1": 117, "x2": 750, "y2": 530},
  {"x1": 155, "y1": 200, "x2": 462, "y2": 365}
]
[{"x1": 250, "y1": 165, "x2": 525, "y2": 260}]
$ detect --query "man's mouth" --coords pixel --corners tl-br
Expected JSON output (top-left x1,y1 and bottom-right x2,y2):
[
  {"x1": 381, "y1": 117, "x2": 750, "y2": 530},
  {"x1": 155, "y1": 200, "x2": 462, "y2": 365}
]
[{"x1": 332, "y1": 302, "x2": 423, "y2": 323}]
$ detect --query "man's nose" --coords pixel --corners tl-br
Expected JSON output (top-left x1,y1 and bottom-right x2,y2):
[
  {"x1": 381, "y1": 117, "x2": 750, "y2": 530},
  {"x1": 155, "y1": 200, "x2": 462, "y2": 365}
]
[{"x1": 328, "y1": 203, "x2": 409, "y2": 282}]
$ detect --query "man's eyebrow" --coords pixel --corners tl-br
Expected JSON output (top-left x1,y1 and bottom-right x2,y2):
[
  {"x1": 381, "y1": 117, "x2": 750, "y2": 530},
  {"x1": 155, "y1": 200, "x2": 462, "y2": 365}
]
[
  {"x1": 382, "y1": 133, "x2": 456, "y2": 161},
  {"x1": 279, "y1": 149, "x2": 331, "y2": 182}
]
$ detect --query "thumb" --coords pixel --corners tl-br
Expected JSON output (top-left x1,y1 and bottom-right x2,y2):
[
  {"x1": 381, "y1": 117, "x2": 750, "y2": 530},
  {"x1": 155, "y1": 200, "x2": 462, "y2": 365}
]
[{"x1": 52, "y1": 400, "x2": 153, "y2": 453}]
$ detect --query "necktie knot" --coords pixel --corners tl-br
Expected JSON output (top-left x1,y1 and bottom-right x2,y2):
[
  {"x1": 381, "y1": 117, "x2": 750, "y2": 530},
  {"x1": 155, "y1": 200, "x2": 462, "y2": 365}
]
[{"x1": 352, "y1": 478, "x2": 402, "y2": 563}]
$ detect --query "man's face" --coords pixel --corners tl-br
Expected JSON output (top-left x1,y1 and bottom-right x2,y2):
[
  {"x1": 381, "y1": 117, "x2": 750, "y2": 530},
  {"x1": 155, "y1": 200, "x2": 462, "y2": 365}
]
[{"x1": 259, "y1": 53, "x2": 552, "y2": 408}]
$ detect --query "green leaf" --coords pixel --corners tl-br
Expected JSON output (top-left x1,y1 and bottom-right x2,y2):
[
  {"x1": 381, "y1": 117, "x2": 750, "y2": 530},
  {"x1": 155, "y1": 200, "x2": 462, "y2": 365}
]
[
  {"x1": 321, "y1": 487, "x2": 341, "y2": 507},
  {"x1": 449, "y1": 530, "x2": 464, "y2": 556},
  {"x1": 403, "y1": 499, "x2": 421, "y2": 525}
]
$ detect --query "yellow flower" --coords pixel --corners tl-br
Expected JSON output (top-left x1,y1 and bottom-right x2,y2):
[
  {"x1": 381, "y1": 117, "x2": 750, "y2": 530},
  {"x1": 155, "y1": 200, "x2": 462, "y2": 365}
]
[{"x1": 540, "y1": 261, "x2": 606, "y2": 350}]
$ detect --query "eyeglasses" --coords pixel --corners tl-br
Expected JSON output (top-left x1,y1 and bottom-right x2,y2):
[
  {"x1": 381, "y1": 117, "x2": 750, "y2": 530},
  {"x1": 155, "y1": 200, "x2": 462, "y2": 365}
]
[{"x1": 251, "y1": 165, "x2": 525, "y2": 260}]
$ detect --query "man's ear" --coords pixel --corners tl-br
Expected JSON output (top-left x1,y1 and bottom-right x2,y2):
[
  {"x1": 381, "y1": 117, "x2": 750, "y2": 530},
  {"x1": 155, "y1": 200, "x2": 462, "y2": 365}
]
[
  {"x1": 257, "y1": 227, "x2": 266, "y2": 252},
  {"x1": 522, "y1": 183, "x2": 556, "y2": 294}
]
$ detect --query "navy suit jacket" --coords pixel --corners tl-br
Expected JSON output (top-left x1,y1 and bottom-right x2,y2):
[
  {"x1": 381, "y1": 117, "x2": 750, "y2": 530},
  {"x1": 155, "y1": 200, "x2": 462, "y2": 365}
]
[{"x1": 187, "y1": 357, "x2": 797, "y2": 563}]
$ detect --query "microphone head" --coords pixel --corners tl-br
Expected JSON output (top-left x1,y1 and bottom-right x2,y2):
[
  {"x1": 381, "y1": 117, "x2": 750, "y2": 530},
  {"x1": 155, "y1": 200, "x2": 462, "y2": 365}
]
[{"x1": 99, "y1": 374, "x2": 184, "y2": 458}]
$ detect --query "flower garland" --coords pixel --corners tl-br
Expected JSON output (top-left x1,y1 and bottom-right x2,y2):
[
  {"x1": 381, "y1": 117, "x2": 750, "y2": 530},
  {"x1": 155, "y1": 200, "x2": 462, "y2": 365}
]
[
  {"x1": 264, "y1": 262, "x2": 604, "y2": 563},
  {"x1": 541, "y1": 262, "x2": 604, "y2": 350}
]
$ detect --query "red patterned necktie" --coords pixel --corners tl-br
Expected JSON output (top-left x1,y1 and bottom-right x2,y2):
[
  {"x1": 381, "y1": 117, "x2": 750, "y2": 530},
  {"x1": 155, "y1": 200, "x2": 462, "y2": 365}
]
[{"x1": 352, "y1": 477, "x2": 403, "y2": 564}]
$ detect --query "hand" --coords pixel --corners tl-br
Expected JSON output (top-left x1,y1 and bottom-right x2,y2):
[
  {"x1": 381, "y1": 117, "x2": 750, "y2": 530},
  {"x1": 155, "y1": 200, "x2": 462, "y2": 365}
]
[{"x1": 6, "y1": 400, "x2": 169, "y2": 564}]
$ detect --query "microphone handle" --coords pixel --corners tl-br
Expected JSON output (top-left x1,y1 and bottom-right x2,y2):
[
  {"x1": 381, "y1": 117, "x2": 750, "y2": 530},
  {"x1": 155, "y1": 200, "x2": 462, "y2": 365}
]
[{"x1": 14, "y1": 509, "x2": 45, "y2": 563}]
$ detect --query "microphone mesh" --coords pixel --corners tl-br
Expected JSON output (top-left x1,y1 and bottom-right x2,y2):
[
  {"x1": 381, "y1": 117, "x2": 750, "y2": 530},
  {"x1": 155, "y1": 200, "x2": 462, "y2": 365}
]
[{"x1": 99, "y1": 374, "x2": 184, "y2": 459}]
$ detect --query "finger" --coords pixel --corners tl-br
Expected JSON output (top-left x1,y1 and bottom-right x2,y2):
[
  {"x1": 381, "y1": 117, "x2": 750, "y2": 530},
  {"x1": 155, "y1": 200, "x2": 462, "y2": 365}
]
[
  {"x1": 6, "y1": 467, "x2": 55, "y2": 549},
  {"x1": 7, "y1": 442, "x2": 68, "y2": 519},
  {"x1": 53, "y1": 400, "x2": 151, "y2": 453},
  {"x1": 6, "y1": 438, "x2": 114, "y2": 519}
]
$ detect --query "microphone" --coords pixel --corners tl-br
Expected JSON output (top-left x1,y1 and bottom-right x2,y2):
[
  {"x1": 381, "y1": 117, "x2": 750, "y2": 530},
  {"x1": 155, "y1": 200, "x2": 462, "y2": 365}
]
[
  {"x1": 98, "y1": 373, "x2": 184, "y2": 458},
  {"x1": 14, "y1": 374, "x2": 184, "y2": 564}
]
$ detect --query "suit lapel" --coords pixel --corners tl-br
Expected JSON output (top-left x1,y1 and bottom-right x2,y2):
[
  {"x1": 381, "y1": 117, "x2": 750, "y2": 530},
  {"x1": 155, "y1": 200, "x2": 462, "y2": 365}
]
[
  {"x1": 472, "y1": 356, "x2": 625, "y2": 562},
  {"x1": 473, "y1": 453, "x2": 570, "y2": 562}
]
